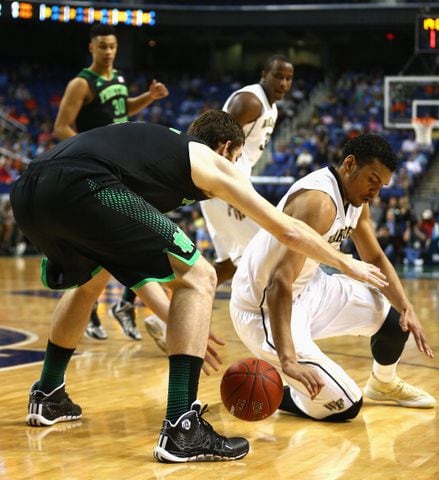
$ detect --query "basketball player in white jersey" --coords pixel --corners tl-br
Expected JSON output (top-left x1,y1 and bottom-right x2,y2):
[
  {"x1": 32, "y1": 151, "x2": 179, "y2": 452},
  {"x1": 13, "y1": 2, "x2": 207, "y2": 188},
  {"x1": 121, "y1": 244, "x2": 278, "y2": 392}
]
[
  {"x1": 144, "y1": 56, "x2": 294, "y2": 348},
  {"x1": 200, "y1": 55, "x2": 294, "y2": 284},
  {"x1": 230, "y1": 134, "x2": 436, "y2": 421}
]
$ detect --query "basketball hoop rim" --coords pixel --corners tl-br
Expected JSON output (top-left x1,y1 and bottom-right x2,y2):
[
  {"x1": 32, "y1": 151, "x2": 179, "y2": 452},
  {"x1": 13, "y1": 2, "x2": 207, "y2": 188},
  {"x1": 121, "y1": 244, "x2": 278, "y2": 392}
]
[
  {"x1": 412, "y1": 116, "x2": 437, "y2": 126},
  {"x1": 411, "y1": 117, "x2": 435, "y2": 147}
]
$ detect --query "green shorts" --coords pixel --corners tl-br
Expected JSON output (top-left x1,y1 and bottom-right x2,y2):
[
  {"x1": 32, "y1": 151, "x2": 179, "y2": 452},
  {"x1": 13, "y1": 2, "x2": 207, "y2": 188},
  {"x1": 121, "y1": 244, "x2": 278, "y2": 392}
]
[{"x1": 10, "y1": 160, "x2": 200, "y2": 289}]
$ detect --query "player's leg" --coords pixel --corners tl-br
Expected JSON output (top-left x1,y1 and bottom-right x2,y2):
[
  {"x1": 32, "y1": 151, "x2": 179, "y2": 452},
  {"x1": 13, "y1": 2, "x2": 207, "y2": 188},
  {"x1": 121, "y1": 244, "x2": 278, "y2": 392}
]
[
  {"x1": 139, "y1": 282, "x2": 169, "y2": 352},
  {"x1": 10, "y1": 164, "x2": 115, "y2": 425},
  {"x1": 50, "y1": 269, "x2": 111, "y2": 348},
  {"x1": 27, "y1": 269, "x2": 111, "y2": 426},
  {"x1": 82, "y1": 188, "x2": 249, "y2": 462},
  {"x1": 229, "y1": 302, "x2": 363, "y2": 422},
  {"x1": 110, "y1": 285, "x2": 142, "y2": 341},
  {"x1": 110, "y1": 282, "x2": 170, "y2": 344},
  {"x1": 85, "y1": 300, "x2": 107, "y2": 340},
  {"x1": 200, "y1": 198, "x2": 258, "y2": 286},
  {"x1": 279, "y1": 357, "x2": 363, "y2": 422},
  {"x1": 364, "y1": 306, "x2": 436, "y2": 408},
  {"x1": 140, "y1": 254, "x2": 248, "y2": 462},
  {"x1": 311, "y1": 272, "x2": 436, "y2": 408}
]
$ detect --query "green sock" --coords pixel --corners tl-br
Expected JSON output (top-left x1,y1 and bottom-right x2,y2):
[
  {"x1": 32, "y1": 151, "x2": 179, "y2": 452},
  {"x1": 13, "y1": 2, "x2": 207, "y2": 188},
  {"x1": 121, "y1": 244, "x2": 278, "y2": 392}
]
[
  {"x1": 39, "y1": 340, "x2": 75, "y2": 393},
  {"x1": 122, "y1": 287, "x2": 136, "y2": 304},
  {"x1": 166, "y1": 354, "x2": 203, "y2": 422}
]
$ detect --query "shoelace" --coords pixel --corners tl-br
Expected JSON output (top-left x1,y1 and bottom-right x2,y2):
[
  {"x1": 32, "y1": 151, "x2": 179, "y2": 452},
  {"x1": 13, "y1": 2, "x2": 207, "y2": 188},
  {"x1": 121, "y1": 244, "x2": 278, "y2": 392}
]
[{"x1": 197, "y1": 404, "x2": 227, "y2": 445}]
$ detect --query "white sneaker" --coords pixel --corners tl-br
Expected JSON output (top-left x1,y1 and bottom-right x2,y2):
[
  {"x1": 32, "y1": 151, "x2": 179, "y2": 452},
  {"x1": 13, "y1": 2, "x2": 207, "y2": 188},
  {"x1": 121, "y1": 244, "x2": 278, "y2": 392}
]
[
  {"x1": 15, "y1": 241, "x2": 27, "y2": 256},
  {"x1": 364, "y1": 373, "x2": 436, "y2": 408},
  {"x1": 144, "y1": 315, "x2": 167, "y2": 353}
]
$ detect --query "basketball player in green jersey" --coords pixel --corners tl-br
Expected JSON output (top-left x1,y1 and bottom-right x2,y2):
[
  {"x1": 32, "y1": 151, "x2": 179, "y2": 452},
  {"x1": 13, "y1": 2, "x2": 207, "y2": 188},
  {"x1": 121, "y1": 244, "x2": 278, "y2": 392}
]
[{"x1": 54, "y1": 24, "x2": 169, "y2": 341}]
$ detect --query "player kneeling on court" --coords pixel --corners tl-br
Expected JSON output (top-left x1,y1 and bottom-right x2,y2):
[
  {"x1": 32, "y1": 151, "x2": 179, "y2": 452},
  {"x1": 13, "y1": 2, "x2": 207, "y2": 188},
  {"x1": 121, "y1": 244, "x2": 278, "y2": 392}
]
[{"x1": 230, "y1": 134, "x2": 436, "y2": 422}]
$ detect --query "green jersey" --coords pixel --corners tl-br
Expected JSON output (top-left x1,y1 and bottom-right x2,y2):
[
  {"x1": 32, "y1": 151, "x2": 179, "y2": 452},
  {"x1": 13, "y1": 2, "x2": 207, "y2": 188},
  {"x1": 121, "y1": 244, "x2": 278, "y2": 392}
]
[{"x1": 76, "y1": 68, "x2": 129, "y2": 132}]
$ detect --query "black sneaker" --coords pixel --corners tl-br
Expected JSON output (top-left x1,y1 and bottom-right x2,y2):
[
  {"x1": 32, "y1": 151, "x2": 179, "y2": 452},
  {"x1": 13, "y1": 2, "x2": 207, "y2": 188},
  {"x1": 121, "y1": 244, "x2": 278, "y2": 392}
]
[
  {"x1": 26, "y1": 381, "x2": 82, "y2": 427},
  {"x1": 84, "y1": 302, "x2": 107, "y2": 340},
  {"x1": 110, "y1": 301, "x2": 142, "y2": 341},
  {"x1": 153, "y1": 401, "x2": 249, "y2": 463}
]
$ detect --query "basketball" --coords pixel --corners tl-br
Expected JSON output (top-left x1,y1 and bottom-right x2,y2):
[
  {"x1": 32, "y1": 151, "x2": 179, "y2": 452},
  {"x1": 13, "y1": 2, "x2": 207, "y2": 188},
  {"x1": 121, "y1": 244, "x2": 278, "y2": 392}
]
[{"x1": 220, "y1": 358, "x2": 284, "y2": 421}]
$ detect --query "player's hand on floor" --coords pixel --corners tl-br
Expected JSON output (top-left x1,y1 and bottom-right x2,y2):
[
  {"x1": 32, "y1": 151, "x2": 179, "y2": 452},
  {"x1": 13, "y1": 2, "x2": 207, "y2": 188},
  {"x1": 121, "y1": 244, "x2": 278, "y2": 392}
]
[
  {"x1": 345, "y1": 257, "x2": 389, "y2": 289},
  {"x1": 202, "y1": 331, "x2": 225, "y2": 375},
  {"x1": 282, "y1": 360, "x2": 325, "y2": 399},
  {"x1": 400, "y1": 308, "x2": 434, "y2": 358}
]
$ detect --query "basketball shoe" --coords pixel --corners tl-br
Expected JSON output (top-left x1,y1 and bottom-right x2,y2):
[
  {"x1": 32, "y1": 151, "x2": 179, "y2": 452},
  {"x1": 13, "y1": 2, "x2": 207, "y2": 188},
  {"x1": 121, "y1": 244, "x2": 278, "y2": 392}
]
[
  {"x1": 26, "y1": 381, "x2": 82, "y2": 426},
  {"x1": 144, "y1": 314, "x2": 167, "y2": 352},
  {"x1": 364, "y1": 373, "x2": 436, "y2": 408},
  {"x1": 110, "y1": 300, "x2": 142, "y2": 341},
  {"x1": 153, "y1": 401, "x2": 249, "y2": 463},
  {"x1": 85, "y1": 302, "x2": 107, "y2": 340}
]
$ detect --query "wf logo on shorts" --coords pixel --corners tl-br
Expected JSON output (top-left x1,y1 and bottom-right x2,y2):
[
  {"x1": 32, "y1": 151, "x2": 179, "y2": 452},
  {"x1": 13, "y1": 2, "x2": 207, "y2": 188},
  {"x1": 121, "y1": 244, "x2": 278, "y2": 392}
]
[{"x1": 323, "y1": 398, "x2": 345, "y2": 412}]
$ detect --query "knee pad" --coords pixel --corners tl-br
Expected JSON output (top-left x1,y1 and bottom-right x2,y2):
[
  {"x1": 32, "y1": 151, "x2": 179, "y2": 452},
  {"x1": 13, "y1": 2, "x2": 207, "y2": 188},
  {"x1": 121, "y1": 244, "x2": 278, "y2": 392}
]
[{"x1": 371, "y1": 306, "x2": 409, "y2": 365}]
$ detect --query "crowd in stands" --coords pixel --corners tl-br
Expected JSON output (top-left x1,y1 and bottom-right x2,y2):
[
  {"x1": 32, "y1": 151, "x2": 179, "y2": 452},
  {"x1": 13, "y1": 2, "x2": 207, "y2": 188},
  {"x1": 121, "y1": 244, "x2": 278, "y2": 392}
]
[{"x1": 1, "y1": 65, "x2": 439, "y2": 268}]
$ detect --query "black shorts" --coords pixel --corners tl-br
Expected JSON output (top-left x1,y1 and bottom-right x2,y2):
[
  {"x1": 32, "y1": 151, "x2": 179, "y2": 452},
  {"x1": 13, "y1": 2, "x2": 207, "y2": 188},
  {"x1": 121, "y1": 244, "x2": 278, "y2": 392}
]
[{"x1": 10, "y1": 160, "x2": 200, "y2": 290}]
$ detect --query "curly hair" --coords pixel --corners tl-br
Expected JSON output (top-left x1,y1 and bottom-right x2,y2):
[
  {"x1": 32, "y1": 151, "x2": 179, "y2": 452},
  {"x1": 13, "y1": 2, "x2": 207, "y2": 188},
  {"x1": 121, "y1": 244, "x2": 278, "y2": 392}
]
[{"x1": 342, "y1": 134, "x2": 398, "y2": 172}]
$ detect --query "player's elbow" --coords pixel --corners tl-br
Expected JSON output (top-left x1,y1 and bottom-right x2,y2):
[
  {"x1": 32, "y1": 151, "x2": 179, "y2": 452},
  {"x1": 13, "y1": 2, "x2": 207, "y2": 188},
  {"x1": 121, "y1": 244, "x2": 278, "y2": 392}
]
[
  {"x1": 277, "y1": 227, "x2": 304, "y2": 252},
  {"x1": 53, "y1": 124, "x2": 61, "y2": 139},
  {"x1": 53, "y1": 122, "x2": 66, "y2": 141}
]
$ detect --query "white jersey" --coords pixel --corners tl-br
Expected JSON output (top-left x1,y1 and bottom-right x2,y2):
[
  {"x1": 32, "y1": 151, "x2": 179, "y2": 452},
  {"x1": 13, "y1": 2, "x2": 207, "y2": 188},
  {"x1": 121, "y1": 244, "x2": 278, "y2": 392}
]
[
  {"x1": 222, "y1": 83, "x2": 278, "y2": 176},
  {"x1": 231, "y1": 166, "x2": 364, "y2": 312},
  {"x1": 200, "y1": 83, "x2": 277, "y2": 264}
]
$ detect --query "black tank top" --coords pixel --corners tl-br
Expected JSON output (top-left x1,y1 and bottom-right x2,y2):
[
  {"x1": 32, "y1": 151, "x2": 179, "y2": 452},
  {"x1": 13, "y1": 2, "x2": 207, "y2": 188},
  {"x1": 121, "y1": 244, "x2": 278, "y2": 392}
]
[
  {"x1": 32, "y1": 122, "x2": 209, "y2": 213},
  {"x1": 75, "y1": 68, "x2": 129, "y2": 132}
]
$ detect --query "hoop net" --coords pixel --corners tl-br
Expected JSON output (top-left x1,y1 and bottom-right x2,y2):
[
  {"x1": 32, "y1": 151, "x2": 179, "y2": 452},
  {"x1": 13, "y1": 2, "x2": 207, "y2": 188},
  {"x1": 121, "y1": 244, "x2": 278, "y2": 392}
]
[{"x1": 412, "y1": 117, "x2": 436, "y2": 148}]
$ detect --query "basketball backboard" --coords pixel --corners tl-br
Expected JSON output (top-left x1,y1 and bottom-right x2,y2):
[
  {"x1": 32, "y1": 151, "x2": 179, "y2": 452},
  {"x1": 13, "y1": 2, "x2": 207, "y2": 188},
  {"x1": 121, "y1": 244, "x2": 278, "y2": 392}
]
[{"x1": 384, "y1": 76, "x2": 439, "y2": 129}]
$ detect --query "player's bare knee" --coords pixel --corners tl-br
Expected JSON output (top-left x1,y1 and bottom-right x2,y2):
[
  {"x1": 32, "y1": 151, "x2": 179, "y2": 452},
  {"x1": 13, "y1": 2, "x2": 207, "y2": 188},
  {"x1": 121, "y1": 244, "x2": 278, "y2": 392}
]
[
  {"x1": 192, "y1": 260, "x2": 217, "y2": 297},
  {"x1": 76, "y1": 269, "x2": 110, "y2": 300},
  {"x1": 172, "y1": 255, "x2": 217, "y2": 296}
]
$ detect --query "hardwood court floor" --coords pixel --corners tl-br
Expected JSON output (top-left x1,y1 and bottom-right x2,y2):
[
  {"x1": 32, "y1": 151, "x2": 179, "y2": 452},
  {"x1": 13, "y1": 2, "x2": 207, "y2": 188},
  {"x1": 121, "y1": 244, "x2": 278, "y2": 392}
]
[{"x1": 0, "y1": 256, "x2": 438, "y2": 480}]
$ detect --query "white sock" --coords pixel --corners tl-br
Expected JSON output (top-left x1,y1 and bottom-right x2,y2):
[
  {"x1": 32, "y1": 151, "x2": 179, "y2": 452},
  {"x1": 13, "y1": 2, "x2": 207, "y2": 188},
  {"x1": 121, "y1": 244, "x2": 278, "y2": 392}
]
[{"x1": 372, "y1": 360, "x2": 397, "y2": 383}]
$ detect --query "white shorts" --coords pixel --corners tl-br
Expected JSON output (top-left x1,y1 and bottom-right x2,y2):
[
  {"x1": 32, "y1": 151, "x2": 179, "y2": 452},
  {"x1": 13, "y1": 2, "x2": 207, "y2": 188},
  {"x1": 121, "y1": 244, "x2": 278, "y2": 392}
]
[
  {"x1": 200, "y1": 197, "x2": 259, "y2": 265},
  {"x1": 230, "y1": 269, "x2": 392, "y2": 419}
]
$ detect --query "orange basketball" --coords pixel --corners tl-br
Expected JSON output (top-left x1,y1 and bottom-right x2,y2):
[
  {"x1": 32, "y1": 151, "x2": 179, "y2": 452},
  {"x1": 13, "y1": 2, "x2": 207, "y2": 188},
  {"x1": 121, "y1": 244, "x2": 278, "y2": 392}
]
[{"x1": 220, "y1": 358, "x2": 283, "y2": 421}]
